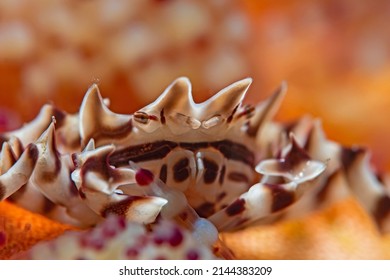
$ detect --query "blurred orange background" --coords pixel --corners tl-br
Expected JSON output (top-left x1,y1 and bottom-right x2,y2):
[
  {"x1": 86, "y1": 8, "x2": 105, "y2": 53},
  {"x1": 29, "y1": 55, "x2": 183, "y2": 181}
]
[{"x1": 0, "y1": 0, "x2": 389, "y2": 172}]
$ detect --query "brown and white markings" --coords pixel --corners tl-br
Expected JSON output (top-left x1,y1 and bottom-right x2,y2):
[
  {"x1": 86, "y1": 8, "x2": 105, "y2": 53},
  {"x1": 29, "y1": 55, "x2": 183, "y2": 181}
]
[{"x1": 1, "y1": 77, "x2": 390, "y2": 257}]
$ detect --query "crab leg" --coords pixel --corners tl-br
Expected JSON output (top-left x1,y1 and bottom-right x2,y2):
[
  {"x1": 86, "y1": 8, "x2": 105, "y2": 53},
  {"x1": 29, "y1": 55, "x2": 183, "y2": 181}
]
[
  {"x1": 208, "y1": 136, "x2": 326, "y2": 231},
  {"x1": 0, "y1": 142, "x2": 38, "y2": 201},
  {"x1": 71, "y1": 143, "x2": 167, "y2": 225},
  {"x1": 304, "y1": 119, "x2": 390, "y2": 233},
  {"x1": 26, "y1": 121, "x2": 101, "y2": 226},
  {"x1": 262, "y1": 118, "x2": 390, "y2": 233},
  {"x1": 341, "y1": 147, "x2": 390, "y2": 233}
]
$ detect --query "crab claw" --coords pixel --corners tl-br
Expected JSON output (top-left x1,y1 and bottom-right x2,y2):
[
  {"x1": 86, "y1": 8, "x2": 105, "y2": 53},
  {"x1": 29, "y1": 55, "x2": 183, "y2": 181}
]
[
  {"x1": 256, "y1": 135, "x2": 326, "y2": 184},
  {"x1": 71, "y1": 145, "x2": 167, "y2": 224},
  {"x1": 209, "y1": 181, "x2": 296, "y2": 231},
  {"x1": 209, "y1": 136, "x2": 326, "y2": 231}
]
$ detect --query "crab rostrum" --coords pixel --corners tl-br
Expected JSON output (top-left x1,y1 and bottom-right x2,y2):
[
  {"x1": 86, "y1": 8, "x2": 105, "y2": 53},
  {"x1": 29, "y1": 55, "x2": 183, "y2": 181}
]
[{"x1": 1, "y1": 78, "x2": 390, "y2": 253}]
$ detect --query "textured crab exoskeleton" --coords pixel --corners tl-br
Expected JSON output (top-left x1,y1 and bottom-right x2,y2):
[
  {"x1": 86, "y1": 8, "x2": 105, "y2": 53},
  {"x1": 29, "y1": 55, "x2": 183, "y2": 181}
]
[{"x1": 1, "y1": 77, "x2": 390, "y2": 254}]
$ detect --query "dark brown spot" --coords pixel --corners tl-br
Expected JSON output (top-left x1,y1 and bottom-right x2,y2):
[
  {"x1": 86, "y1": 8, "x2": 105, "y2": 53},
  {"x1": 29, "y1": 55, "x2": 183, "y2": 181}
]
[
  {"x1": 375, "y1": 172, "x2": 386, "y2": 185},
  {"x1": 179, "y1": 142, "x2": 208, "y2": 151},
  {"x1": 278, "y1": 138, "x2": 310, "y2": 172},
  {"x1": 227, "y1": 105, "x2": 239, "y2": 124},
  {"x1": 103, "y1": 120, "x2": 133, "y2": 143},
  {"x1": 265, "y1": 183, "x2": 295, "y2": 212},
  {"x1": 153, "y1": 226, "x2": 184, "y2": 247},
  {"x1": 40, "y1": 171, "x2": 57, "y2": 183},
  {"x1": 0, "y1": 135, "x2": 9, "y2": 150},
  {"x1": 81, "y1": 150, "x2": 124, "y2": 185},
  {"x1": 69, "y1": 180, "x2": 79, "y2": 197},
  {"x1": 236, "y1": 105, "x2": 255, "y2": 120},
  {"x1": 341, "y1": 146, "x2": 365, "y2": 171},
  {"x1": 110, "y1": 140, "x2": 254, "y2": 168},
  {"x1": 82, "y1": 156, "x2": 110, "y2": 179},
  {"x1": 195, "y1": 202, "x2": 215, "y2": 218},
  {"x1": 101, "y1": 196, "x2": 143, "y2": 217},
  {"x1": 79, "y1": 188, "x2": 86, "y2": 199},
  {"x1": 211, "y1": 140, "x2": 255, "y2": 167},
  {"x1": 110, "y1": 141, "x2": 178, "y2": 166},
  {"x1": 174, "y1": 169, "x2": 189, "y2": 182},
  {"x1": 52, "y1": 107, "x2": 66, "y2": 128},
  {"x1": 0, "y1": 182, "x2": 5, "y2": 200},
  {"x1": 159, "y1": 164, "x2": 167, "y2": 183},
  {"x1": 228, "y1": 172, "x2": 249, "y2": 183},
  {"x1": 148, "y1": 115, "x2": 158, "y2": 121},
  {"x1": 160, "y1": 109, "x2": 166, "y2": 124},
  {"x1": 219, "y1": 165, "x2": 226, "y2": 185},
  {"x1": 373, "y1": 195, "x2": 390, "y2": 231},
  {"x1": 135, "y1": 168, "x2": 154, "y2": 186},
  {"x1": 173, "y1": 158, "x2": 190, "y2": 182},
  {"x1": 203, "y1": 158, "x2": 219, "y2": 184},
  {"x1": 51, "y1": 129, "x2": 62, "y2": 177},
  {"x1": 225, "y1": 198, "x2": 246, "y2": 216},
  {"x1": 174, "y1": 157, "x2": 189, "y2": 170}
]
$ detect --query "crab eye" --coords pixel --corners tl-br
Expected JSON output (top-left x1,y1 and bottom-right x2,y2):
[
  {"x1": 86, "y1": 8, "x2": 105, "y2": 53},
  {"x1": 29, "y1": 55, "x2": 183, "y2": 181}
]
[
  {"x1": 170, "y1": 112, "x2": 201, "y2": 129},
  {"x1": 202, "y1": 115, "x2": 223, "y2": 129},
  {"x1": 133, "y1": 111, "x2": 150, "y2": 124}
]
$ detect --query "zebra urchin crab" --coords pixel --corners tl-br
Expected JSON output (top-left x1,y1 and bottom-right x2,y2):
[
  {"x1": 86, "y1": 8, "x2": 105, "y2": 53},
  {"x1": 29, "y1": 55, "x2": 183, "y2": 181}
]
[{"x1": 1, "y1": 77, "x2": 390, "y2": 258}]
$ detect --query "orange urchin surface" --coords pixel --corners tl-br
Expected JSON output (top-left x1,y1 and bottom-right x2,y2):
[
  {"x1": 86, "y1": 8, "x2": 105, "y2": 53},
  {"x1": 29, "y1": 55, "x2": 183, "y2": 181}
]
[
  {"x1": 222, "y1": 197, "x2": 390, "y2": 259},
  {"x1": 0, "y1": 201, "x2": 75, "y2": 259}
]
